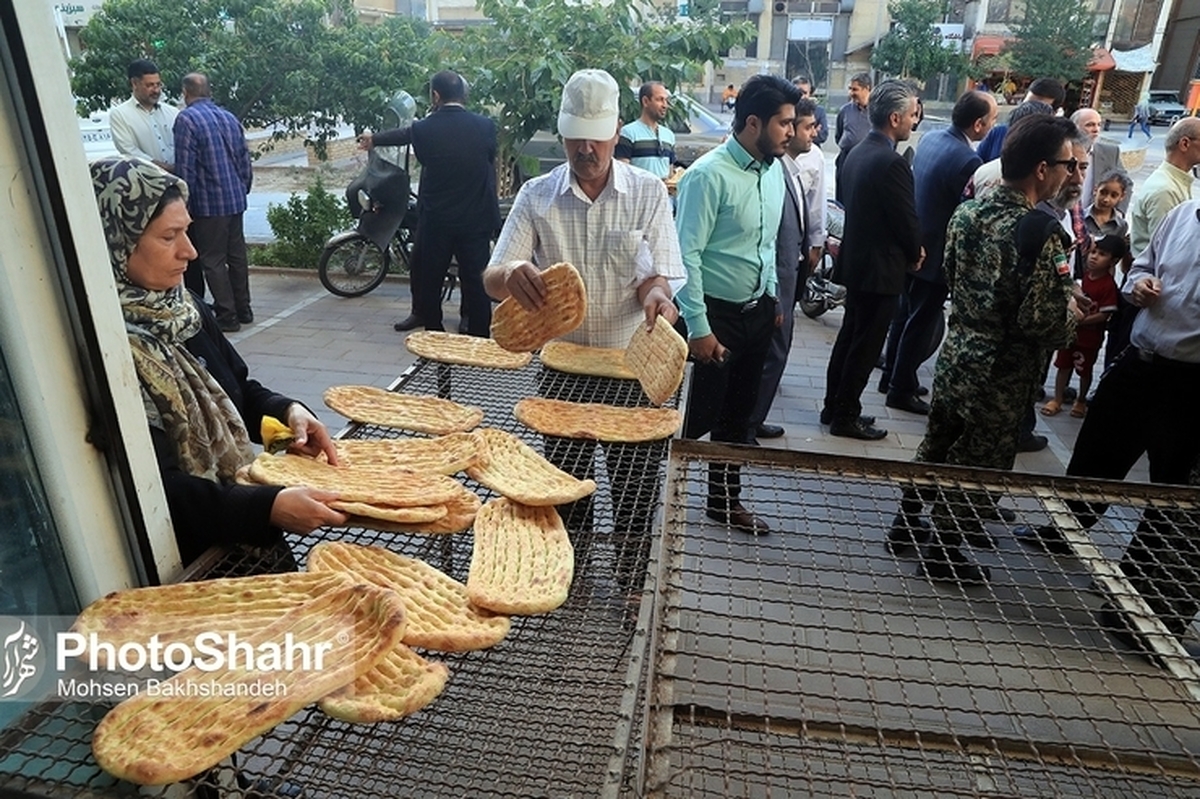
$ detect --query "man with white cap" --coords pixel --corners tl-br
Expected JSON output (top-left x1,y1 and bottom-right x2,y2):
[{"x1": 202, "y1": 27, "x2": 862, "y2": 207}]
[{"x1": 484, "y1": 69, "x2": 685, "y2": 586}]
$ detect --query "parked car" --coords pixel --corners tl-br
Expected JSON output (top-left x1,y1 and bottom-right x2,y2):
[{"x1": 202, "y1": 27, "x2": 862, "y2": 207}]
[
  {"x1": 1147, "y1": 90, "x2": 1187, "y2": 126},
  {"x1": 78, "y1": 107, "x2": 119, "y2": 160},
  {"x1": 517, "y1": 93, "x2": 728, "y2": 180}
]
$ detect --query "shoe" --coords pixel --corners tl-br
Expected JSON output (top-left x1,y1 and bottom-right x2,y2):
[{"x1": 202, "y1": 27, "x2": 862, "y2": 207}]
[
  {"x1": 1013, "y1": 523, "x2": 1073, "y2": 555},
  {"x1": 1070, "y1": 400, "x2": 1087, "y2": 418},
  {"x1": 705, "y1": 504, "x2": 771, "y2": 535},
  {"x1": 886, "y1": 393, "x2": 930, "y2": 415},
  {"x1": 829, "y1": 418, "x2": 888, "y2": 440},
  {"x1": 878, "y1": 382, "x2": 928, "y2": 397},
  {"x1": 886, "y1": 513, "x2": 931, "y2": 554},
  {"x1": 756, "y1": 423, "x2": 785, "y2": 439},
  {"x1": 915, "y1": 385, "x2": 929, "y2": 397},
  {"x1": 392, "y1": 314, "x2": 425, "y2": 332},
  {"x1": 1016, "y1": 433, "x2": 1048, "y2": 453},
  {"x1": 237, "y1": 309, "x2": 254, "y2": 324},
  {"x1": 217, "y1": 317, "x2": 241, "y2": 333},
  {"x1": 919, "y1": 545, "x2": 990, "y2": 584},
  {"x1": 820, "y1": 408, "x2": 876, "y2": 426}
]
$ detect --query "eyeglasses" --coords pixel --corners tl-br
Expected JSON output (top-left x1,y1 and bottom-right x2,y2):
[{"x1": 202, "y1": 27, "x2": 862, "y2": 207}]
[{"x1": 1050, "y1": 158, "x2": 1086, "y2": 174}]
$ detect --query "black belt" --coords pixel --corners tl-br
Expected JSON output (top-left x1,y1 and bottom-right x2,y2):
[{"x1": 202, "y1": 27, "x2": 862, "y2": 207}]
[
  {"x1": 706, "y1": 294, "x2": 767, "y2": 314},
  {"x1": 1134, "y1": 348, "x2": 1200, "y2": 370}
]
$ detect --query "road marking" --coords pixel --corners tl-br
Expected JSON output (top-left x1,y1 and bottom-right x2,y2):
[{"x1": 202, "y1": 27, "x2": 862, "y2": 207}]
[{"x1": 226, "y1": 288, "x2": 326, "y2": 346}]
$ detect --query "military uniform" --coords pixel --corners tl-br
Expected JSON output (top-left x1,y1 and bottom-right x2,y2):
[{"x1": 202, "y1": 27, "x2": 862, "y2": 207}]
[{"x1": 914, "y1": 186, "x2": 1077, "y2": 543}]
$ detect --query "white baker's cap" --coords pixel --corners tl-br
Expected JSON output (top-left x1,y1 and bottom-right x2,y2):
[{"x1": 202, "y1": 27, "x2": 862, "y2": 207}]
[{"x1": 557, "y1": 69, "x2": 620, "y2": 141}]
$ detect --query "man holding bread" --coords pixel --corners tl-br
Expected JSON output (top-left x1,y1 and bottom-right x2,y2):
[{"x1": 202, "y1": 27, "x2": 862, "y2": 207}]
[{"x1": 483, "y1": 69, "x2": 685, "y2": 588}]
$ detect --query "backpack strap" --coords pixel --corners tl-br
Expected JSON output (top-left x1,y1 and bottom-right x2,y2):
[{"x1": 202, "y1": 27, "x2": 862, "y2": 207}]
[{"x1": 1014, "y1": 209, "x2": 1071, "y2": 279}]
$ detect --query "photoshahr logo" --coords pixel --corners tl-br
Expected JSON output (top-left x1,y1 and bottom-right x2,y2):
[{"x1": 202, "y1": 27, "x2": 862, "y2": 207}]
[{"x1": 0, "y1": 616, "x2": 44, "y2": 700}]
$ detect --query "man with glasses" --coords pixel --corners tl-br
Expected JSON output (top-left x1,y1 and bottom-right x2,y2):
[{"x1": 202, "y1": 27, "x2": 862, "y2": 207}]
[
  {"x1": 792, "y1": 76, "x2": 829, "y2": 146},
  {"x1": 616, "y1": 81, "x2": 675, "y2": 179},
  {"x1": 890, "y1": 115, "x2": 1083, "y2": 584}
]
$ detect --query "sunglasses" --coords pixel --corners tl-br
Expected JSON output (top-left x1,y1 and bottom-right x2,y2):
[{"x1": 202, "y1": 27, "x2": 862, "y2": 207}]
[{"x1": 1050, "y1": 158, "x2": 1086, "y2": 174}]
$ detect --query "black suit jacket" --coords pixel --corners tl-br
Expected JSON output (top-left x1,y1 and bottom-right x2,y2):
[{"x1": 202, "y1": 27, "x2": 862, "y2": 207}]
[
  {"x1": 833, "y1": 130, "x2": 921, "y2": 295},
  {"x1": 374, "y1": 105, "x2": 501, "y2": 234}
]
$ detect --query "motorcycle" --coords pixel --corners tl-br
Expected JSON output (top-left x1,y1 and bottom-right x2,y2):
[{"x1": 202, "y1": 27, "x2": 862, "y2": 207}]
[
  {"x1": 318, "y1": 92, "x2": 419, "y2": 298},
  {"x1": 798, "y1": 199, "x2": 848, "y2": 319}
]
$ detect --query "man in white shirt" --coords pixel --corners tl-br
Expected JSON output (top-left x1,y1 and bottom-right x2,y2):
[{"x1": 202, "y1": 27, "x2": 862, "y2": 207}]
[
  {"x1": 483, "y1": 69, "x2": 684, "y2": 585},
  {"x1": 108, "y1": 59, "x2": 178, "y2": 172}
]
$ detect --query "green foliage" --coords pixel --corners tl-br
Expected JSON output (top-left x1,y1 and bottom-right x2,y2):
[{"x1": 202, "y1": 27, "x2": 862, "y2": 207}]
[
  {"x1": 1006, "y1": 0, "x2": 1095, "y2": 84},
  {"x1": 262, "y1": 177, "x2": 351, "y2": 269},
  {"x1": 70, "y1": 0, "x2": 433, "y2": 155},
  {"x1": 871, "y1": 0, "x2": 967, "y2": 83}
]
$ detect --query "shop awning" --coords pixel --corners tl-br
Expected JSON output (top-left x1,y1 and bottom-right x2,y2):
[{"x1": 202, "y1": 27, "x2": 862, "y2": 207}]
[
  {"x1": 972, "y1": 35, "x2": 1009, "y2": 58},
  {"x1": 1089, "y1": 47, "x2": 1116, "y2": 71},
  {"x1": 1112, "y1": 44, "x2": 1156, "y2": 73}
]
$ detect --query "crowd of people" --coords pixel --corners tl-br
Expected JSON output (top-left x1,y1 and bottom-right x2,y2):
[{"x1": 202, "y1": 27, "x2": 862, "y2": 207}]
[{"x1": 95, "y1": 58, "x2": 1200, "y2": 659}]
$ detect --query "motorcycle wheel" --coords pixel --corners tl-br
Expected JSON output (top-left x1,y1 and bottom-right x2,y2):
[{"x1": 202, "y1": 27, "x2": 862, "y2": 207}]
[
  {"x1": 318, "y1": 234, "x2": 390, "y2": 298},
  {"x1": 392, "y1": 225, "x2": 415, "y2": 272},
  {"x1": 798, "y1": 274, "x2": 829, "y2": 319}
]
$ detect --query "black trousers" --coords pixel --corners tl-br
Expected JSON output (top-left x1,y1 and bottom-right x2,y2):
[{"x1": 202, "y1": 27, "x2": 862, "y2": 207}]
[
  {"x1": 824, "y1": 289, "x2": 896, "y2": 424},
  {"x1": 882, "y1": 276, "x2": 947, "y2": 396},
  {"x1": 682, "y1": 296, "x2": 774, "y2": 510},
  {"x1": 1067, "y1": 348, "x2": 1200, "y2": 634},
  {"x1": 187, "y1": 214, "x2": 249, "y2": 322},
  {"x1": 410, "y1": 221, "x2": 492, "y2": 336}
]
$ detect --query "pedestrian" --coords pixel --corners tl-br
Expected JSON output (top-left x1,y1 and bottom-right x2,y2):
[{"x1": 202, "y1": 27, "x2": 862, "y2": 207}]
[
  {"x1": 976, "y1": 77, "x2": 1064, "y2": 162},
  {"x1": 675, "y1": 74, "x2": 801, "y2": 535},
  {"x1": 360, "y1": 70, "x2": 501, "y2": 336},
  {"x1": 483, "y1": 68, "x2": 683, "y2": 567},
  {"x1": 1040, "y1": 233, "x2": 1123, "y2": 418},
  {"x1": 891, "y1": 115, "x2": 1082, "y2": 584},
  {"x1": 722, "y1": 84, "x2": 738, "y2": 112},
  {"x1": 616, "y1": 81, "x2": 676, "y2": 179},
  {"x1": 791, "y1": 76, "x2": 829, "y2": 146},
  {"x1": 833, "y1": 72, "x2": 871, "y2": 202},
  {"x1": 108, "y1": 58, "x2": 178, "y2": 173},
  {"x1": 822, "y1": 80, "x2": 923, "y2": 441},
  {"x1": 173, "y1": 73, "x2": 254, "y2": 331},
  {"x1": 1128, "y1": 94, "x2": 1153, "y2": 140}
]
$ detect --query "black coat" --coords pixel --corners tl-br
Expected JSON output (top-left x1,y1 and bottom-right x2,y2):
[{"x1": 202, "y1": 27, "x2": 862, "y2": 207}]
[
  {"x1": 373, "y1": 105, "x2": 501, "y2": 234},
  {"x1": 833, "y1": 130, "x2": 921, "y2": 295},
  {"x1": 151, "y1": 297, "x2": 293, "y2": 565}
]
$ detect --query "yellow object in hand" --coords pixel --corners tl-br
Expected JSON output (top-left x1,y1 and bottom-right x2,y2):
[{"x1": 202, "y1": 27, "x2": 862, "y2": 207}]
[{"x1": 260, "y1": 416, "x2": 295, "y2": 454}]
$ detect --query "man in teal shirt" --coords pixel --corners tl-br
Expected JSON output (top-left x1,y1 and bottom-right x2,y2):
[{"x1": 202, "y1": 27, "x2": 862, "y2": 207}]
[{"x1": 675, "y1": 74, "x2": 801, "y2": 535}]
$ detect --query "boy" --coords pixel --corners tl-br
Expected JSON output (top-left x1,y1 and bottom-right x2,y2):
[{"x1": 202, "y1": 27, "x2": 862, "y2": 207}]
[{"x1": 1042, "y1": 234, "x2": 1125, "y2": 418}]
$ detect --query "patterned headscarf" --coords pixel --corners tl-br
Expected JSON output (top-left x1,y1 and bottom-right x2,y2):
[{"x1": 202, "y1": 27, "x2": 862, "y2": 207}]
[{"x1": 90, "y1": 157, "x2": 252, "y2": 482}]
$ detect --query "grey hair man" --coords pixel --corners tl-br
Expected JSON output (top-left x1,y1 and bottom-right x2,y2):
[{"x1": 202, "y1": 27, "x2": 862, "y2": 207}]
[{"x1": 1071, "y1": 107, "x2": 1123, "y2": 212}]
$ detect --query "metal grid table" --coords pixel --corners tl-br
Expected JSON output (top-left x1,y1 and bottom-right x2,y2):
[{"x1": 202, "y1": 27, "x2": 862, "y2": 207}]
[
  {"x1": 639, "y1": 440, "x2": 1200, "y2": 798},
  {"x1": 0, "y1": 356, "x2": 677, "y2": 798}
]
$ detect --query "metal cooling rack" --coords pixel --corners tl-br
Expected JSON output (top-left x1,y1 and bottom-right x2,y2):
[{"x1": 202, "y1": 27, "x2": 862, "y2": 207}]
[{"x1": 638, "y1": 439, "x2": 1200, "y2": 798}]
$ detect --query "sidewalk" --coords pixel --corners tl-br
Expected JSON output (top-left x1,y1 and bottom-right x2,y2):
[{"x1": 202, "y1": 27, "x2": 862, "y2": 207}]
[{"x1": 229, "y1": 267, "x2": 1149, "y2": 483}]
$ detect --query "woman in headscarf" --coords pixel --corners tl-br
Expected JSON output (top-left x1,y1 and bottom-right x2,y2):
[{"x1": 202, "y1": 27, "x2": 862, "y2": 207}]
[{"x1": 91, "y1": 157, "x2": 347, "y2": 565}]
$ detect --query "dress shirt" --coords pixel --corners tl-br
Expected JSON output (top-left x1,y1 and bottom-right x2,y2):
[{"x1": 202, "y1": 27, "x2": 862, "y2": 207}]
[
  {"x1": 490, "y1": 160, "x2": 684, "y2": 349},
  {"x1": 1124, "y1": 198, "x2": 1200, "y2": 362},
  {"x1": 791, "y1": 147, "x2": 826, "y2": 248},
  {"x1": 108, "y1": 96, "x2": 179, "y2": 164},
  {"x1": 835, "y1": 102, "x2": 869, "y2": 154},
  {"x1": 674, "y1": 136, "x2": 784, "y2": 339},
  {"x1": 1129, "y1": 160, "x2": 1194, "y2": 257},
  {"x1": 173, "y1": 98, "x2": 253, "y2": 218}
]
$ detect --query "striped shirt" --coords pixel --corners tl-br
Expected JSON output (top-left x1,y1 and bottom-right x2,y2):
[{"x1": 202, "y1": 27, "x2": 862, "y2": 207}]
[
  {"x1": 490, "y1": 160, "x2": 685, "y2": 349},
  {"x1": 173, "y1": 98, "x2": 253, "y2": 218},
  {"x1": 615, "y1": 119, "x2": 675, "y2": 179}
]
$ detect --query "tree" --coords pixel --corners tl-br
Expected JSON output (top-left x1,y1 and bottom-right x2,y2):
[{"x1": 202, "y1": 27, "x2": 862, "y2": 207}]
[
  {"x1": 71, "y1": 0, "x2": 434, "y2": 153},
  {"x1": 1006, "y1": 0, "x2": 1095, "y2": 84},
  {"x1": 871, "y1": 0, "x2": 967, "y2": 83}
]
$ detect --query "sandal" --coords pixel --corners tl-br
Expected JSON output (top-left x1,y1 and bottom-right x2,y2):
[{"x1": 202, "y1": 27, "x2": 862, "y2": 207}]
[
  {"x1": 1041, "y1": 399, "x2": 1062, "y2": 416},
  {"x1": 1070, "y1": 400, "x2": 1087, "y2": 418}
]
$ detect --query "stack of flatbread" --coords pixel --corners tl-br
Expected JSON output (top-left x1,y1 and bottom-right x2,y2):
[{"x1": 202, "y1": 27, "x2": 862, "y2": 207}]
[
  {"x1": 243, "y1": 453, "x2": 480, "y2": 534},
  {"x1": 325, "y1": 385, "x2": 484, "y2": 435}
]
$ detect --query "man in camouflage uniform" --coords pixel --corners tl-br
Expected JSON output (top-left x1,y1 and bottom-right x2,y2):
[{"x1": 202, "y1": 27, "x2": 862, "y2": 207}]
[{"x1": 890, "y1": 115, "x2": 1083, "y2": 583}]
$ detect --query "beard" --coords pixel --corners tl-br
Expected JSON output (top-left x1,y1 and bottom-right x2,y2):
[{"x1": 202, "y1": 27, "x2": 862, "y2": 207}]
[{"x1": 755, "y1": 127, "x2": 780, "y2": 165}]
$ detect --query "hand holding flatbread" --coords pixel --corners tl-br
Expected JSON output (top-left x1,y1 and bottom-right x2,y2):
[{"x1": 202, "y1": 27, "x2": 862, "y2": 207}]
[{"x1": 490, "y1": 262, "x2": 587, "y2": 352}]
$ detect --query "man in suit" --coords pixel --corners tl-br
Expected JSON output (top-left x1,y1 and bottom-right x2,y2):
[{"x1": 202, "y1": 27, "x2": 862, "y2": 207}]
[
  {"x1": 751, "y1": 97, "x2": 818, "y2": 441},
  {"x1": 360, "y1": 70, "x2": 501, "y2": 336},
  {"x1": 821, "y1": 80, "x2": 922, "y2": 440},
  {"x1": 880, "y1": 90, "x2": 997, "y2": 415},
  {"x1": 1072, "y1": 107, "x2": 1122, "y2": 212}
]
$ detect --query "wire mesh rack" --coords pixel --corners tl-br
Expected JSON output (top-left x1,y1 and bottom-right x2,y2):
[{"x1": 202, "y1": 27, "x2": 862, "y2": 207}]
[
  {"x1": 639, "y1": 439, "x2": 1200, "y2": 798},
  {"x1": 0, "y1": 356, "x2": 678, "y2": 798}
]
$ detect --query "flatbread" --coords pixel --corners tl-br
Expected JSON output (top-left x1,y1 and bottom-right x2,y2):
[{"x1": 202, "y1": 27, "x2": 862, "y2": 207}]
[
  {"x1": 319, "y1": 644, "x2": 450, "y2": 723},
  {"x1": 468, "y1": 498, "x2": 574, "y2": 615},
  {"x1": 247, "y1": 452, "x2": 462, "y2": 508},
  {"x1": 333, "y1": 432, "x2": 485, "y2": 474},
  {"x1": 490, "y1": 262, "x2": 587, "y2": 352},
  {"x1": 92, "y1": 583, "x2": 406, "y2": 785},
  {"x1": 328, "y1": 500, "x2": 448, "y2": 524},
  {"x1": 343, "y1": 483, "x2": 481, "y2": 535},
  {"x1": 467, "y1": 427, "x2": 596, "y2": 506},
  {"x1": 71, "y1": 572, "x2": 356, "y2": 661},
  {"x1": 405, "y1": 330, "x2": 533, "y2": 369},
  {"x1": 514, "y1": 398, "x2": 682, "y2": 443},
  {"x1": 540, "y1": 340, "x2": 636, "y2": 380},
  {"x1": 624, "y1": 315, "x2": 687, "y2": 405},
  {"x1": 324, "y1": 385, "x2": 484, "y2": 435},
  {"x1": 308, "y1": 541, "x2": 510, "y2": 652}
]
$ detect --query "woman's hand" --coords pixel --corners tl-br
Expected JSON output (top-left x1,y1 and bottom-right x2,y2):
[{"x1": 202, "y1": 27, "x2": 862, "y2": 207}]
[
  {"x1": 269, "y1": 487, "x2": 348, "y2": 534},
  {"x1": 285, "y1": 403, "x2": 339, "y2": 465}
]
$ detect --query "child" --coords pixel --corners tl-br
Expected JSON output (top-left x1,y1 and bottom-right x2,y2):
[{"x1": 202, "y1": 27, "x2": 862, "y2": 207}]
[
  {"x1": 1042, "y1": 234, "x2": 1125, "y2": 418},
  {"x1": 1078, "y1": 169, "x2": 1131, "y2": 276}
]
